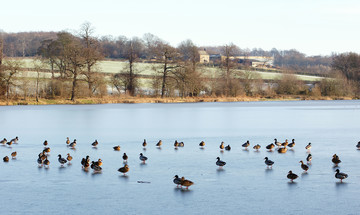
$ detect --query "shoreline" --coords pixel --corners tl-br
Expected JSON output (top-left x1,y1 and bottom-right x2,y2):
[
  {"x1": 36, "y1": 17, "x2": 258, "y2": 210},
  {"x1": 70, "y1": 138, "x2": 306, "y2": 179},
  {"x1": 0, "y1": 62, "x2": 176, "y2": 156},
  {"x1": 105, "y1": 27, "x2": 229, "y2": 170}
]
[{"x1": 0, "y1": 95, "x2": 356, "y2": 106}]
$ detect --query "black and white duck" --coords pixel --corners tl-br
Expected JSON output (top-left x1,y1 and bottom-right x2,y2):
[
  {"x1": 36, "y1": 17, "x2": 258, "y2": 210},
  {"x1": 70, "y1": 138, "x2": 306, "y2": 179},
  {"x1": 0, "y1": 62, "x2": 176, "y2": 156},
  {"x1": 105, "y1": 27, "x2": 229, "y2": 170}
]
[{"x1": 139, "y1": 153, "x2": 148, "y2": 163}]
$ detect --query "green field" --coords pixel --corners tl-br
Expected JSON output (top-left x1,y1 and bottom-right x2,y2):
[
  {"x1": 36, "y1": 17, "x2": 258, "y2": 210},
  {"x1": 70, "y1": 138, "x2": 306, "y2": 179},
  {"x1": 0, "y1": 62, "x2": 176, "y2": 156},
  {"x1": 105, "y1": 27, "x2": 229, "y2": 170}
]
[{"x1": 8, "y1": 58, "x2": 324, "y2": 82}]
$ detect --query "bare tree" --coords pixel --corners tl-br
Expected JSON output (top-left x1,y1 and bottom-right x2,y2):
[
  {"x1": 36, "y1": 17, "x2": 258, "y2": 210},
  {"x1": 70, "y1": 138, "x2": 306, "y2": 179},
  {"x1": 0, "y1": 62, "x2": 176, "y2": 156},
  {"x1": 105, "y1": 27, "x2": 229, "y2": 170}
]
[
  {"x1": 220, "y1": 43, "x2": 241, "y2": 96},
  {"x1": 79, "y1": 22, "x2": 103, "y2": 96},
  {"x1": 1, "y1": 60, "x2": 22, "y2": 100}
]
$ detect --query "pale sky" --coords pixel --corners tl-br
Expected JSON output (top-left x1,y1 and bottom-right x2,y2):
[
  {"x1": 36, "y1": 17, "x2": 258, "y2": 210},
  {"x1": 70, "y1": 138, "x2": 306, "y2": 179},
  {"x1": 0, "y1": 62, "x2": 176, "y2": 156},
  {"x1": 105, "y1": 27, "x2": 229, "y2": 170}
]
[{"x1": 1, "y1": 0, "x2": 360, "y2": 56}]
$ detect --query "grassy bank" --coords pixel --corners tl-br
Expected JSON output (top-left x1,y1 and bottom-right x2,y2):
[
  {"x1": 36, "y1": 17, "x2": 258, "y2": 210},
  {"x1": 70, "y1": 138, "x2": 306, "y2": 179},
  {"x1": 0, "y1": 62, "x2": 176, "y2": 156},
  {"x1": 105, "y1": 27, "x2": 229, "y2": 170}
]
[{"x1": 0, "y1": 95, "x2": 355, "y2": 106}]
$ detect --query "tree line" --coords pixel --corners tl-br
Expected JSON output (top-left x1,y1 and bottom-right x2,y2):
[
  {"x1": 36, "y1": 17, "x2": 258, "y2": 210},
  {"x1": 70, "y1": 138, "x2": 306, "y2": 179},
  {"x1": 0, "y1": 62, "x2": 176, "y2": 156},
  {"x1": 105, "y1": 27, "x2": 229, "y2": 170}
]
[{"x1": 0, "y1": 23, "x2": 359, "y2": 102}]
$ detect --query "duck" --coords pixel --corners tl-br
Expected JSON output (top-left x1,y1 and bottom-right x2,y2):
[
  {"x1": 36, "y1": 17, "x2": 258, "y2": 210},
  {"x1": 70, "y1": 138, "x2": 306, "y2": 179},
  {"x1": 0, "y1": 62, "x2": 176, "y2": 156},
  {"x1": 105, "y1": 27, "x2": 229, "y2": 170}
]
[
  {"x1": 11, "y1": 151, "x2": 17, "y2": 159},
  {"x1": 274, "y1": 138, "x2": 281, "y2": 147},
  {"x1": 299, "y1": 160, "x2": 309, "y2": 172},
  {"x1": 278, "y1": 147, "x2": 287, "y2": 153},
  {"x1": 6, "y1": 140, "x2": 13, "y2": 146},
  {"x1": 11, "y1": 136, "x2": 19, "y2": 143},
  {"x1": 253, "y1": 144, "x2": 261, "y2": 151},
  {"x1": 81, "y1": 155, "x2": 90, "y2": 167},
  {"x1": 266, "y1": 143, "x2": 275, "y2": 151},
  {"x1": 3, "y1": 156, "x2": 9, "y2": 162},
  {"x1": 242, "y1": 140, "x2": 250, "y2": 149},
  {"x1": 199, "y1": 141, "x2": 205, "y2": 148},
  {"x1": 94, "y1": 158, "x2": 102, "y2": 166},
  {"x1": 287, "y1": 171, "x2": 298, "y2": 182},
  {"x1": 118, "y1": 164, "x2": 129, "y2": 175},
  {"x1": 173, "y1": 175, "x2": 182, "y2": 187},
  {"x1": 66, "y1": 153, "x2": 73, "y2": 163},
  {"x1": 306, "y1": 154, "x2": 312, "y2": 164},
  {"x1": 0, "y1": 138, "x2": 7, "y2": 144},
  {"x1": 58, "y1": 154, "x2": 67, "y2": 166},
  {"x1": 356, "y1": 141, "x2": 360, "y2": 149},
  {"x1": 69, "y1": 139, "x2": 76, "y2": 148},
  {"x1": 43, "y1": 147, "x2": 51, "y2": 153},
  {"x1": 178, "y1": 142, "x2": 184, "y2": 147},
  {"x1": 180, "y1": 177, "x2": 194, "y2": 190},
  {"x1": 37, "y1": 154, "x2": 43, "y2": 166},
  {"x1": 281, "y1": 139, "x2": 289, "y2": 147},
  {"x1": 40, "y1": 151, "x2": 47, "y2": 160},
  {"x1": 288, "y1": 139, "x2": 295, "y2": 148},
  {"x1": 305, "y1": 143, "x2": 312, "y2": 150},
  {"x1": 335, "y1": 169, "x2": 348, "y2": 182},
  {"x1": 113, "y1": 145, "x2": 121, "y2": 151},
  {"x1": 219, "y1": 142, "x2": 225, "y2": 150},
  {"x1": 332, "y1": 154, "x2": 341, "y2": 166},
  {"x1": 216, "y1": 157, "x2": 226, "y2": 168},
  {"x1": 264, "y1": 157, "x2": 274, "y2": 168},
  {"x1": 122, "y1": 153, "x2": 128, "y2": 162},
  {"x1": 156, "y1": 140, "x2": 162, "y2": 147},
  {"x1": 139, "y1": 153, "x2": 148, "y2": 163},
  {"x1": 142, "y1": 139, "x2": 147, "y2": 148},
  {"x1": 44, "y1": 156, "x2": 50, "y2": 167},
  {"x1": 43, "y1": 140, "x2": 48, "y2": 146},
  {"x1": 225, "y1": 145, "x2": 231, "y2": 151},
  {"x1": 66, "y1": 137, "x2": 70, "y2": 145},
  {"x1": 91, "y1": 161, "x2": 102, "y2": 171},
  {"x1": 91, "y1": 140, "x2": 98, "y2": 147},
  {"x1": 174, "y1": 140, "x2": 179, "y2": 148}
]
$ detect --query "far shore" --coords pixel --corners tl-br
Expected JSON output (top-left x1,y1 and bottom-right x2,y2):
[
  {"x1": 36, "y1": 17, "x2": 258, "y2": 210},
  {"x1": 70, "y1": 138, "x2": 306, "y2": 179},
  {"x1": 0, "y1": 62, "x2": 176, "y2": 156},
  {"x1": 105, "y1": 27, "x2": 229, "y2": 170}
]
[{"x1": 0, "y1": 95, "x2": 357, "y2": 106}]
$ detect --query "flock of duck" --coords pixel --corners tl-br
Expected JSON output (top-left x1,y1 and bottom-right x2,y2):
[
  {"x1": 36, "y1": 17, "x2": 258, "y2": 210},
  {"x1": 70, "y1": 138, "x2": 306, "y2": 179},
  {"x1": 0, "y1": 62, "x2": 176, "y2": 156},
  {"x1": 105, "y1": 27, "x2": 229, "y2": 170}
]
[{"x1": 2, "y1": 137, "x2": 359, "y2": 189}]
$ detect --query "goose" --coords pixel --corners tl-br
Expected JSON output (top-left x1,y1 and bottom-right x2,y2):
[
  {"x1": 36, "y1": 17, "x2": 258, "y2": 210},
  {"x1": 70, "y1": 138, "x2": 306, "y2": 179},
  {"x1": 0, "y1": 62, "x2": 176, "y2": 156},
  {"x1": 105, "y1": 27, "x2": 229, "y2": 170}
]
[
  {"x1": 266, "y1": 143, "x2": 275, "y2": 151},
  {"x1": 278, "y1": 147, "x2": 287, "y2": 153},
  {"x1": 274, "y1": 138, "x2": 281, "y2": 147},
  {"x1": 225, "y1": 145, "x2": 231, "y2": 151},
  {"x1": 219, "y1": 142, "x2": 225, "y2": 150},
  {"x1": 113, "y1": 145, "x2": 121, "y2": 151},
  {"x1": 335, "y1": 169, "x2": 348, "y2": 182},
  {"x1": 139, "y1": 153, "x2": 148, "y2": 163},
  {"x1": 66, "y1": 153, "x2": 73, "y2": 163},
  {"x1": 288, "y1": 139, "x2": 295, "y2": 148},
  {"x1": 332, "y1": 154, "x2": 341, "y2": 166},
  {"x1": 216, "y1": 157, "x2": 226, "y2": 168},
  {"x1": 94, "y1": 158, "x2": 102, "y2": 166},
  {"x1": 264, "y1": 157, "x2": 274, "y2": 168},
  {"x1": 44, "y1": 156, "x2": 50, "y2": 167},
  {"x1": 91, "y1": 161, "x2": 102, "y2": 171},
  {"x1": 178, "y1": 142, "x2": 184, "y2": 147},
  {"x1": 142, "y1": 139, "x2": 147, "y2": 148},
  {"x1": 299, "y1": 160, "x2": 309, "y2": 172},
  {"x1": 11, "y1": 151, "x2": 17, "y2": 159},
  {"x1": 199, "y1": 141, "x2": 205, "y2": 148},
  {"x1": 174, "y1": 140, "x2": 179, "y2": 148},
  {"x1": 242, "y1": 140, "x2": 250, "y2": 149},
  {"x1": 3, "y1": 156, "x2": 9, "y2": 162},
  {"x1": 173, "y1": 175, "x2": 183, "y2": 187},
  {"x1": 43, "y1": 140, "x2": 48, "y2": 146},
  {"x1": 58, "y1": 154, "x2": 67, "y2": 166},
  {"x1": 118, "y1": 164, "x2": 129, "y2": 175},
  {"x1": 66, "y1": 137, "x2": 70, "y2": 145},
  {"x1": 282, "y1": 139, "x2": 289, "y2": 147},
  {"x1": 287, "y1": 171, "x2": 298, "y2": 182},
  {"x1": 0, "y1": 138, "x2": 7, "y2": 144},
  {"x1": 305, "y1": 143, "x2": 312, "y2": 150},
  {"x1": 356, "y1": 141, "x2": 360, "y2": 149},
  {"x1": 306, "y1": 154, "x2": 312, "y2": 164},
  {"x1": 69, "y1": 139, "x2": 76, "y2": 148},
  {"x1": 122, "y1": 153, "x2": 128, "y2": 162},
  {"x1": 253, "y1": 144, "x2": 261, "y2": 151},
  {"x1": 91, "y1": 140, "x2": 98, "y2": 147},
  {"x1": 180, "y1": 177, "x2": 194, "y2": 189},
  {"x1": 156, "y1": 140, "x2": 162, "y2": 147}
]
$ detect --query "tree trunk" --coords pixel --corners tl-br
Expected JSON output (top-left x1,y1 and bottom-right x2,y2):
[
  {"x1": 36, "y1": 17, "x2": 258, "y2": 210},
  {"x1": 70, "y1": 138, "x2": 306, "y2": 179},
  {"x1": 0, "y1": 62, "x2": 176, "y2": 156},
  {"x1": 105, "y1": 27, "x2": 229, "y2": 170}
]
[
  {"x1": 71, "y1": 72, "x2": 77, "y2": 101},
  {"x1": 161, "y1": 60, "x2": 167, "y2": 98}
]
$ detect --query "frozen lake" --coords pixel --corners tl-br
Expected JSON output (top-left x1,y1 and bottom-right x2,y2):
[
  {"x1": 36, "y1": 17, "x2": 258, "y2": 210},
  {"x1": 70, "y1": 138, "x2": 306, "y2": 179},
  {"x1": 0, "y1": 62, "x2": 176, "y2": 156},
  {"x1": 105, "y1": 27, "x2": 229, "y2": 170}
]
[{"x1": 1, "y1": 100, "x2": 360, "y2": 214}]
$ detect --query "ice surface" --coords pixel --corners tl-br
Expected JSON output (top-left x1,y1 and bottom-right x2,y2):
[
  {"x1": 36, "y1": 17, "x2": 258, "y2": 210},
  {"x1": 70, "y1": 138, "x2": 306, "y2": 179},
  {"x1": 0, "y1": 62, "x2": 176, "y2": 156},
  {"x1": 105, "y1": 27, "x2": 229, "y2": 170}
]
[{"x1": 0, "y1": 100, "x2": 360, "y2": 214}]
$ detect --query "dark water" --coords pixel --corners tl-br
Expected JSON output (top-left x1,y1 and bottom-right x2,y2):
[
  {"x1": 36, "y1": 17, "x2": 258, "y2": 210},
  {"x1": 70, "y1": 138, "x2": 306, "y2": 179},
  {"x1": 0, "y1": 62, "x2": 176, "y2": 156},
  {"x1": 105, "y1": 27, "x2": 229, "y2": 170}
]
[{"x1": 0, "y1": 100, "x2": 359, "y2": 214}]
